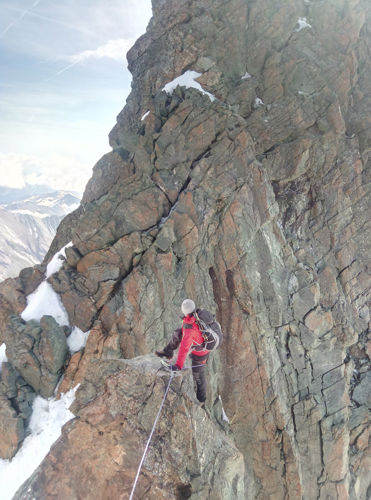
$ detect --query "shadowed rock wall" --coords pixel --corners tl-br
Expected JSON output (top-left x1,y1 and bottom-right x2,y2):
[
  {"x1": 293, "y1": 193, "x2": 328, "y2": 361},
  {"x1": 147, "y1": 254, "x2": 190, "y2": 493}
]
[{"x1": 1, "y1": 0, "x2": 370, "y2": 498}]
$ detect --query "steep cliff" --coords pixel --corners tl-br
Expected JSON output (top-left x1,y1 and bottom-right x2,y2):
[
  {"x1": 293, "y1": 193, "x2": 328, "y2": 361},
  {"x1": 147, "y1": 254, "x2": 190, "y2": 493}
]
[{"x1": 1, "y1": 0, "x2": 370, "y2": 499}]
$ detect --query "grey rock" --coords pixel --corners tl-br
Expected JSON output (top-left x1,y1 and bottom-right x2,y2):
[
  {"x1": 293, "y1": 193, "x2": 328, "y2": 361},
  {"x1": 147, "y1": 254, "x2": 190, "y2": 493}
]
[
  {"x1": 352, "y1": 372, "x2": 371, "y2": 408},
  {"x1": 4, "y1": 314, "x2": 68, "y2": 398},
  {"x1": 0, "y1": 362, "x2": 35, "y2": 459}
]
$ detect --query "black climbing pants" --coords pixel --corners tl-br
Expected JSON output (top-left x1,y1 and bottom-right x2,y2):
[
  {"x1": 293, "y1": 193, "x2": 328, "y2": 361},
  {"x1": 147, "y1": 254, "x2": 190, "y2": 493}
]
[{"x1": 191, "y1": 352, "x2": 209, "y2": 403}]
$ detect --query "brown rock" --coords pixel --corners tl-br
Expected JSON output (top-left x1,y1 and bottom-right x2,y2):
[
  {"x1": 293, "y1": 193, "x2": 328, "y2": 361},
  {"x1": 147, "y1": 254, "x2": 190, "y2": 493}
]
[
  {"x1": 14, "y1": 357, "x2": 245, "y2": 500},
  {"x1": 0, "y1": 394, "x2": 24, "y2": 459},
  {"x1": 1, "y1": 0, "x2": 370, "y2": 497},
  {"x1": 304, "y1": 308, "x2": 334, "y2": 336},
  {"x1": 0, "y1": 278, "x2": 26, "y2": 342}
]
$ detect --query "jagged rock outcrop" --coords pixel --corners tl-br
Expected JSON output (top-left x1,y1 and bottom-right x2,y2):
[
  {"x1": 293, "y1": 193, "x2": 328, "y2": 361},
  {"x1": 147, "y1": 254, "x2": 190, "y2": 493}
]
[
  {"x1": 0, "y1": 363, "x2": 35, "y2": 459},
  {"x1": 0, "y1": 265, "x2": 45, "y2": 344},
  {"x1": 0, "y1": 315, "x2": 69, "y2": 458},
  {"x1": 14, "y1": 356, "x2": 244, "y2": 500},
  {"x1": 0, "y1": 0, "x2": 370, "y2": 498},
  {"x1": 4, "y1": 315, "x2": 69, "y2": 399}
]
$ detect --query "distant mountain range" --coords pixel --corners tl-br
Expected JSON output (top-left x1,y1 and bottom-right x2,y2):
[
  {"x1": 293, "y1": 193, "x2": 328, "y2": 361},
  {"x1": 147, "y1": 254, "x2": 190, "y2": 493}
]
[{"x1": 0, "y1": 185, "x2": 80, "y2": 281}]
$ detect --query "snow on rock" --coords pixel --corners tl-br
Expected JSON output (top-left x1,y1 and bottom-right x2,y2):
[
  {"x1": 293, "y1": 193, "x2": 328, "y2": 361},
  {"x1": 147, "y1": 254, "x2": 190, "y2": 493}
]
[
  {"x1": 0, "y1": 386, "x2": 78, "y2": 500},
  {"x1": 0, "y1": 343, "x2": 7, "y2": 373},
  {"x1": 295, "y1": 17, "x2": 312, "y2": 32},
  {"x1": 219, "y1": 395, "x2": 230, "y2": 423},
  {"x1": 255, "y1": 97, "x2": 264, "y2": 107},
  {"x1": 141, "y1": 110, "x2": 150, "y2": 121},
  {"x1": 241, "y1": 72, "x2": 251, "y2": 80},
  {"x1": 67, "y1": 327, "x2": 90, "y2": 354},
  {"x1": 10, "y1": 209, "x2": 50, "y2": 218},
  {"x1": 21, "y1": 281, "x2": 69, "y2": 326},
  {"x1": 46, "y1": 242, "x2": 73, "y2": 278},
  {"x1": 20, "y1": 243, "x2": 72, "y2": 326},
  {"x1": 162, "y1": 70, "x2": 216, "y2": 101}
]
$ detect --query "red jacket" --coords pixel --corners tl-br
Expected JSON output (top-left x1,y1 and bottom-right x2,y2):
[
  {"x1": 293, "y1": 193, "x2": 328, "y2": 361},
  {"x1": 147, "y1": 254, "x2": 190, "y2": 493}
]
[{"x1": 175, "y1": 314, "x2": 209, "y2": 369}]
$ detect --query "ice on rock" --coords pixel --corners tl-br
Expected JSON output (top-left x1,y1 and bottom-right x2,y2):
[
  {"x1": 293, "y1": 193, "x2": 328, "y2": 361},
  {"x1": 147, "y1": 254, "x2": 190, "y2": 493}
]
[
  {"x1": 0, "y1": 343, "x2": 7, "y2": 373},
  {"x1": 295, "y1": 18, "x2": 312, "y2": 32},
  {"x1": 67, "y1": 327, "x2": 90, "y2": 354},
  {"x1": 0, "y1": 386, "x2": 78, "y2": 500},
  {"x1": 141, "y1": 110, "x2": 150, "y2": 121},
  {"x1": 21, "y1": 281, "x2": 69, "y2": 326},
  {"x1": 219, "y1": 395, "x2": 230, "y2": 423},
  {"x1": 21, "y1": 243, "x2": 72, "y2": 326},
  {"x1": 162, "y1": 70, "x2": 216, "y2": 101},
  {"x1": 46, "y1": 242, "x2": 73, "y2": 278}
]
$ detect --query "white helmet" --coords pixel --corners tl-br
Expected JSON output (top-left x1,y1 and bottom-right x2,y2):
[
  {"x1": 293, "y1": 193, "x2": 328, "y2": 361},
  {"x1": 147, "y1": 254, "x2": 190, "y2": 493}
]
[{"x1": 181, "y1": 299, "x2": 196, "y2": 316}]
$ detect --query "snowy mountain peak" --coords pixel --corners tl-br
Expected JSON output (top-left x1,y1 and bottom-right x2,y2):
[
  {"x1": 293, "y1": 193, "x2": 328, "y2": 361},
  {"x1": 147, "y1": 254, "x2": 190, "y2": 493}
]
[{"x1": 0, "y1": 187, "x2": 80, "y2": 281}]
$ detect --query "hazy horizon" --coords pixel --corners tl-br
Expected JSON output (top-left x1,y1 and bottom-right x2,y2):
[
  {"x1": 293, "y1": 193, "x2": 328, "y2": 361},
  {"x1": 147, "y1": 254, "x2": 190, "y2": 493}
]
[{"x1": 0, "y1": 0, "x2": 152, "y2": 193}]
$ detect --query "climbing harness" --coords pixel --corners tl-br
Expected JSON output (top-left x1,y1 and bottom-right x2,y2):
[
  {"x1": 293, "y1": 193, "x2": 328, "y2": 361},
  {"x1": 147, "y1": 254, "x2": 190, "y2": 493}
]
[{"x1": 128, "y1": 370, "x2": 175, "y2": 500}]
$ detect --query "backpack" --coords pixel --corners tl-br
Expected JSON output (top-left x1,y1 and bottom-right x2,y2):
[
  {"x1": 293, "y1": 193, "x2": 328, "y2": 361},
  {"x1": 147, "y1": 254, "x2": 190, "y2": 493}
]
[{"x1": 194, "y1": 309, "x2": 223, "y2": 351}]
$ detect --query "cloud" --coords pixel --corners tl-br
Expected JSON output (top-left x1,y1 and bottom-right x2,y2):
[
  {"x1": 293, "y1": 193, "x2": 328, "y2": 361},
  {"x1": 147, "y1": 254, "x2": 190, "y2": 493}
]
[
  {"x1": 69, "y1": 38, "x2": 135, "y2": 64},
  {"x1": 0, "y1": 0, "x2": 42, "y2": 38},
  {"x1": 0, "y1": 153, "x2": 27, "y2": 188},
  {"x1": 0, "y1": 153, "x2": 92, "y2": 193},
  {"x1": 52, "y1": 38, "x2": 135, "y2": 78}
]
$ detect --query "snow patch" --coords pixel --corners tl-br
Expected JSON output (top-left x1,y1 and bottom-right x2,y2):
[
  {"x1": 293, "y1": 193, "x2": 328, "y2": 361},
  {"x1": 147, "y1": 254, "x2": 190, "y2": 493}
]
[
  {"x1": 0, "y1": 386, "x2": 78, "y2": 500},
  {"x1": 162, "y1": 70, "x2": 216, "y2": 101},
  {"x1": 46, "y1": 242, "x2": 73, "y2": 278},
  {"x1": 241, "y1": 72, "x2": 251, "y2": 80},
  {"x1": 0, "y1": 343, "x2": 7, "y2": 372},
  {"x1": 141, "y1": 110, "x2": 150, "y2": 121},
  {"x1": 219, "y1": 395, "x2": 230, "y2": 423},
  {"x1": 67, "y1": 327, "x2": 90, "y2": 354},
  {"x1": 295, "y1": 17, "x2": 312, "y2": 32},
  {"x1": 59, "y1": 202, "x2": 79, "y2": 213},
  {"x1": 21, "y1": 281, "x2": 69, "y2": 326},
  {"x1": 10, "y1": 209, "x2": 50, "y2": 218}
]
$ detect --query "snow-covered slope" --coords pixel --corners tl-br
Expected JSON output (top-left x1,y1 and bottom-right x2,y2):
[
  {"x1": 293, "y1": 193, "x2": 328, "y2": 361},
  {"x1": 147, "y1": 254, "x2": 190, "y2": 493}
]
[{"x1": 0, "y1": 189, "x2": 80, "y2": 281}]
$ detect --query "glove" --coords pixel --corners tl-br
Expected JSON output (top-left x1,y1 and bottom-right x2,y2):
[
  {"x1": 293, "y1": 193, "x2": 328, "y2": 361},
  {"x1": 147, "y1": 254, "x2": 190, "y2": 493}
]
[
  {"x1": 155, "y1": 350, "x2": 173, "y2": 359},
  {"x1": 170, "y1": 364, "x2": 181, "y2": 371}
]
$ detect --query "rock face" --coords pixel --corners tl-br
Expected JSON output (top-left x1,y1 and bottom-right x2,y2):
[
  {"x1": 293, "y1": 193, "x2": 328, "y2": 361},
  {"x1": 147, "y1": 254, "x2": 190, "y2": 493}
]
[
  {"x1": 0, "y1": 314, "x2": 69, "y2": 458},
  {"x1": 0, "y1": 362, "x2": 35, "y2": 459},
  {"x1": 4, "y1": 315, "x2": 69, "y2": 399},
  {"x1": 0, "y1": 0, "x2": 370, "y2": 499},
  {"x1": 14, "y1": 356, "x2": 244, "y2": 500}
]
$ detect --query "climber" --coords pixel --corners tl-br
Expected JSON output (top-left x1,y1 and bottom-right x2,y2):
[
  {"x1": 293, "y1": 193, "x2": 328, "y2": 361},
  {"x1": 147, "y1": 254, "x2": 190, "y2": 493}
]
[{"x1": 156, "y1": 299, "x2": 209, "y2": 403}]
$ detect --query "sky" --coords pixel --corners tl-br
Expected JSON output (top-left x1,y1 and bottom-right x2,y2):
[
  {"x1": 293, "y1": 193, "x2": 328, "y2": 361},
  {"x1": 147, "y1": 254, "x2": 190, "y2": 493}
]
[{"x1": 0, "y1": 0, "x2": 152, "y2": 194}]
